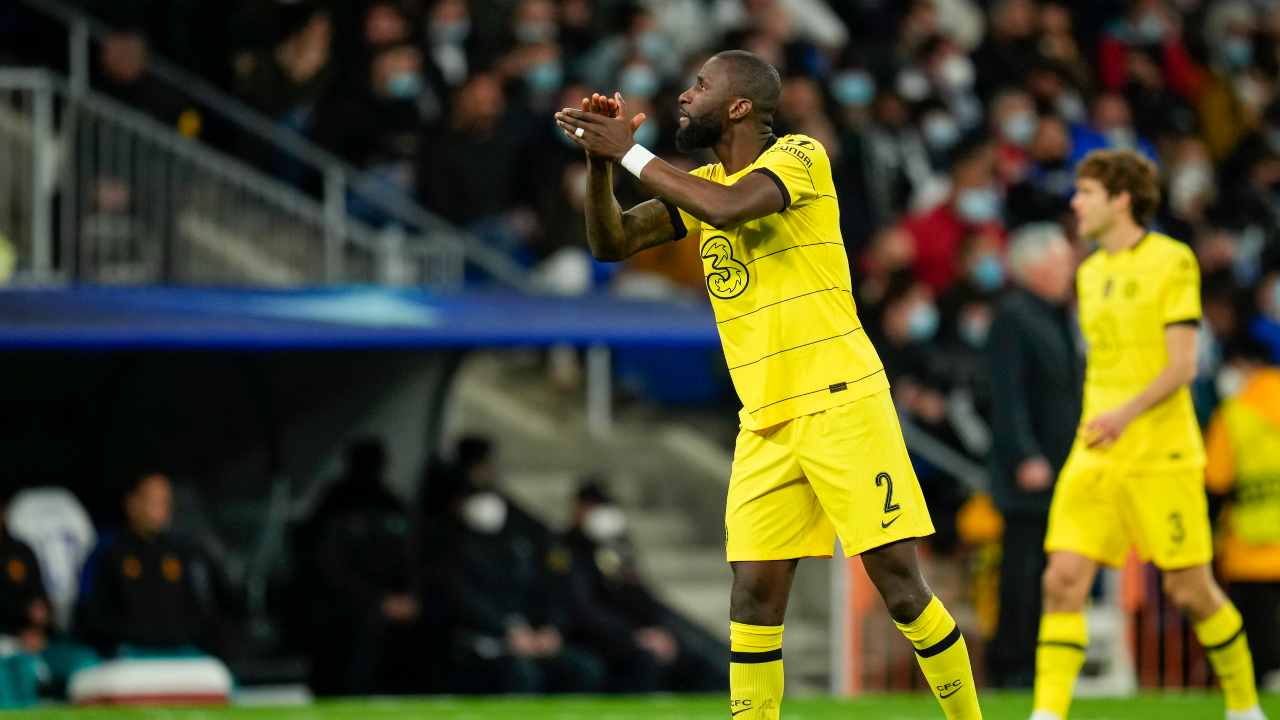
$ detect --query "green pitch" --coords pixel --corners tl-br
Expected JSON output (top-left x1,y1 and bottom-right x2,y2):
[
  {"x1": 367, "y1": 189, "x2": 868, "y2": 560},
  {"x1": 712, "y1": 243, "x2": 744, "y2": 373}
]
[{"x1": 14, "y1": 693, "x2": 1280, "y2": 720}]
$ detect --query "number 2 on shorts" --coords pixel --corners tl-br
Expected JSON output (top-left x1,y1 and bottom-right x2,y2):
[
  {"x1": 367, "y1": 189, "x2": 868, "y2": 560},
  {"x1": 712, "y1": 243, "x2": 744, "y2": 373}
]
[{"x1": 876, "y1": 472, "x2": 901, "y2": 513}]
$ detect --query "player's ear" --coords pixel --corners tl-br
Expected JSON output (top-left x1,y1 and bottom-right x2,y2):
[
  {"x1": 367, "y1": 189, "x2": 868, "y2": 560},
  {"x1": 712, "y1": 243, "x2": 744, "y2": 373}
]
[{"x1": 729, "y1": 98, "x2": 752, "y2": 121}]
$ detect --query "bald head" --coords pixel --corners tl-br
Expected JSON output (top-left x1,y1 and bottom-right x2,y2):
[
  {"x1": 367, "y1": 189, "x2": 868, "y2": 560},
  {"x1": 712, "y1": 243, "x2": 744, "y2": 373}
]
[{"x1": 711, "y1": 50, "x2": 781, "y2": 126}]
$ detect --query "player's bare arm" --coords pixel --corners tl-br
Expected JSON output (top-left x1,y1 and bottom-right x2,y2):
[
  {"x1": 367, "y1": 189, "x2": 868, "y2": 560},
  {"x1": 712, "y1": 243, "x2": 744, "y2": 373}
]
[
  {"x1": 556, "y1": 100, "x2": 785, "y2": 229},
  {"x1": 571, "y1": 94, "x2": 685, "y2": 261},
  {"x1": 1084, "y1": 323, "x2": 1198, "y2": 448}
]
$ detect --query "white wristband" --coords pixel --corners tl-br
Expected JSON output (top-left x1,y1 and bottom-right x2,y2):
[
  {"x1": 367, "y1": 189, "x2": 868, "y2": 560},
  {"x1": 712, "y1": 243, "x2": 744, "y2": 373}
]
[{"x1": 620, "y1": 144, "x2": 656, "y2": 178}]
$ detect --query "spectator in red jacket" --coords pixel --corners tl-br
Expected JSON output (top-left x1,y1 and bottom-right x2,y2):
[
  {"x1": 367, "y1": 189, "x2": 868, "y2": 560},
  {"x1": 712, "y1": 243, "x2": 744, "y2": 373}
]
[{"x1": 902, "y1": 132, "x2": 1005, "y2": 293}]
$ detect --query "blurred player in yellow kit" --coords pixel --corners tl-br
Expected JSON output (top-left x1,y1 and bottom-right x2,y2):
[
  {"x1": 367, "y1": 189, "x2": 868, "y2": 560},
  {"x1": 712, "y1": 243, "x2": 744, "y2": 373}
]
[
  {"x1": 1031, "y1": 149, "x2": 1266, "y2": 720},
  {"x1": 554, "y1": 50, "x2": 981, "y2": 719}
]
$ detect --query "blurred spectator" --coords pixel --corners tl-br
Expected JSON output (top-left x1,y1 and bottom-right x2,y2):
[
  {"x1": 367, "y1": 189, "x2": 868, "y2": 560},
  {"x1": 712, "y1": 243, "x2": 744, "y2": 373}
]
[
  {"x1": 549, "y1": 480, "x2": 728, "y2": 693},
  {"x1": 1253, "y1": 268, "x2": 1280, "y2": 362},
  {"x1": 776, "y1": 74, "x2": 840, "y2": 157},
  {"x1": 1159, "y1": 136, "x2": 1217, "y2": 244},
  {"x1": 902, "y1": 132, "x2": 1005, "y2": 292},
  {"x1": 95, "y1": 28, "x2": 200, "y2": 137},
  {"x1": 1205, "y1": 336, "x2": 1280, "y2": 685},
  {"x1": 858, "y1": 225, "x2": 917, "y2": 309},
  {"x1": 77, "y1": 473, "x2": 236, "y2": 659},
  {"x1": 989, "y1": 88, "x2": 1037, "y2": 186},
  {"x1": 1197, "y1": 1, "x2": 1267, "y2": 162},
  {"x1": 1091, "y1": 92, "x2": 1157, "y2": 159},
  {"x1": 713, "y1": 0, "x2": 850, "y2": 56},
  {"x1": 973, "y1": 0, "x2": 1039, "y2": 100},
  {"x1": 426, "y1": 0, "x2": 476, "y2": 88},
  {"x1": 445, "y1": 482, "x2": 605, "y2": 694},
  {"x1": 420, "y1": 73, "x2": 535, "y2": 262},
  {"x1": 313, "y1": 4, "x2": 447, "y2": 225},
  {"x1": 232, "y1": 4, "x2": 333, "y2": 134},
  {"x1": 1097, "y1": 0, "x2": 1202, "y2": 105},
  {"x1": 0, "y1": 498, "x2": 38, "y2": 707},
  {"x1": 305, "y1": 439, "x2": 433, "y2": 696},
  {"x1": 1, "y1": 484, "x2": 51, "y2": 677},
  {"x1": 985, "y1": 222, "x2": 1081, "y2": 688}
]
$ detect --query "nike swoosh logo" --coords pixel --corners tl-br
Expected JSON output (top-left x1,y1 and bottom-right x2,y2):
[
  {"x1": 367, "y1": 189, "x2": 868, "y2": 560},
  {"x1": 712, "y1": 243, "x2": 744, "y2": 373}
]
[
  {"x1": 881, "y1": 514, "x2": 903, "y2": 529},
  {"x1": 939, "y1": 687, "x2": 963, "y2": 699},
  {"x1": 730, "y1": 709, "x2": 751, "y2": 717}
]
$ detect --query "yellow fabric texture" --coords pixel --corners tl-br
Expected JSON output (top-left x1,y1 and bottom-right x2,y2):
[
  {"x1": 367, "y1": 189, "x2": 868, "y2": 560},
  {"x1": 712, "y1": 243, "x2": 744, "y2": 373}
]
[{"x1": 674, "y1": 134, "x2": 888, "y2": 430}]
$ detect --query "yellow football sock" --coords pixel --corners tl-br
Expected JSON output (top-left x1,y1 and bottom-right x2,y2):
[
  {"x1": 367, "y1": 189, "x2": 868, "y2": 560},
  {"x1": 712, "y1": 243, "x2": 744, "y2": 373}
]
[
  {"x1": 1194, "y1": 602, "x2": 1259, "y2": 712},
  {"x1": 1033, "y1": 611, "x2": 1087, "y2": 718},
  {"x1": 895, "y1": 596, "x2": 983, "y2": 719},
  {"x1": 729, "y1": 622, "x2": 783, "y2": 720}
]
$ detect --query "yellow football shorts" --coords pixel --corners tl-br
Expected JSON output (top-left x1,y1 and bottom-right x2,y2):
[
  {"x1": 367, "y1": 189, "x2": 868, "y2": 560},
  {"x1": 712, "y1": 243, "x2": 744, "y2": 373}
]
[
  {"x1": 1045, "y1": 454, "x2": 1213, "y2": 569},
  {"x1": 725, "y1": 389, "x2": 935, "y2": 562}
]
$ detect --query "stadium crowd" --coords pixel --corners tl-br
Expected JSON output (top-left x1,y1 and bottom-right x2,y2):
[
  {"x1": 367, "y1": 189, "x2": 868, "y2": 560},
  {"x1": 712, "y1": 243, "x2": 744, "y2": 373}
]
[{"x1": 2, "y1": 0, "x2": 1280, "y2": 704}]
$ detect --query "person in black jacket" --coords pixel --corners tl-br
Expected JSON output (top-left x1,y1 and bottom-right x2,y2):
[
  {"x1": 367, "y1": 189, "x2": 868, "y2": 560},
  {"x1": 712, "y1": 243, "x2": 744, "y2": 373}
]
[
  {"x1": 549, "y1": 480, "x2": 728, "y2": 693},
  {"x1": 76, "y1": 472, "x2": 234, "y2": 658},
  {"x1": 444, "y1": 479, "x2": 605, "y2": 695},
  {"x1": 0, "y1": 485, "x2": 51, "y2": 655},
  {"x1": 984, "y1": 222, "x2": 1082, "y2": 688}
]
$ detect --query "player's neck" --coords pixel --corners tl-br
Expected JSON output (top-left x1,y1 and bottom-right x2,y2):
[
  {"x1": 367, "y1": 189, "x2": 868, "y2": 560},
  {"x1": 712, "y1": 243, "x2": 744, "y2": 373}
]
[
  {"x1": 715, "y1": 125, "x2": 775, "y2": 175},
  {"x1": 1098, "y1": 218, "x2": 1146, "y2": 254}
]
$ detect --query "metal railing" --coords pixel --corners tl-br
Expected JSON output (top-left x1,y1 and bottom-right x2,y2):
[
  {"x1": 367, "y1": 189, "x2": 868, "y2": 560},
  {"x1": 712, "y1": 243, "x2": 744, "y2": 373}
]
[
  {"x1": 9, "y1": 0, "x2": 533, "y2": 290},
  {"x1": 0, "y1": 69, "x2": 465, "y2": 287}
]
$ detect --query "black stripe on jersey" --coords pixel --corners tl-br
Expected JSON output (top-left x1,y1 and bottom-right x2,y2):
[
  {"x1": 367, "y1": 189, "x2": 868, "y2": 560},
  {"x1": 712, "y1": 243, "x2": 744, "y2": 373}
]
[
  {"x1": 661, "y1": 200, "x2": 688, "y2": 242},
  {"x1": 752, "y1": 168, "x2": 791, "y2": 210},
  {"x1": 717, "y1": 286, "x2": 851, "y2": 324},
  {"x1": 728, "y1": 326, "x2": 863, "y2": 371},
  {"x1": 745, "y1": 241, "x2": 844, "y2": 266},
  {"x1": 1164, "y1": 317, "x2": 1201, "y2": 327},
  {"x1": 748, "y1": 368, "x2": 885, "y2": 414}
]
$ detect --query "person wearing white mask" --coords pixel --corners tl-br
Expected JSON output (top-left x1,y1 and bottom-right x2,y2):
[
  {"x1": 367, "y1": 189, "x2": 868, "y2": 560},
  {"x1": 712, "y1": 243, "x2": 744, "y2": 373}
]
[
  {"x1": 448, "y1": 478, "x2": 608, "y2": 695},
  {"x1": 902, "y1": 132, "x2": 1006, "y2": 293},
  {"x1": 547, "y1": 480, "x2": 729, "y2": 693},
  {"x1": 985, "y1": 222, "x2": 1082, "y2": 688}
]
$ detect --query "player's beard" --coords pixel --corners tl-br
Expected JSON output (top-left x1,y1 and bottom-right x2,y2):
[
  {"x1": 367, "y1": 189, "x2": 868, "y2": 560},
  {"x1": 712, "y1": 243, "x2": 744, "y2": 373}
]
[{"x1": 675, "y1": 112, "x2": 723, "y2": 152}]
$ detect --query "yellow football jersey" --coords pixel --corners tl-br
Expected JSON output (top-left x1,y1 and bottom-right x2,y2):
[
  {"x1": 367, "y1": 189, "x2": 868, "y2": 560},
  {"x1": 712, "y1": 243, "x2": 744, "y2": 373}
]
[
  {"x1": 669, "y1": 134, "x2": 887, "y2": 430},
  {"x1": 1073, "y1": 231, "x2": 1204, "y2": 470}
]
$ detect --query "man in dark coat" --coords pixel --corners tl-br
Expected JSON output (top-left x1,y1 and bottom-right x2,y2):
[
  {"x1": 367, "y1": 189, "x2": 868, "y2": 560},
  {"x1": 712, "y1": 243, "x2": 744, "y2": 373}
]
[{"x1": 985, "y1": 222, "x2": 1082, "y2": 688}]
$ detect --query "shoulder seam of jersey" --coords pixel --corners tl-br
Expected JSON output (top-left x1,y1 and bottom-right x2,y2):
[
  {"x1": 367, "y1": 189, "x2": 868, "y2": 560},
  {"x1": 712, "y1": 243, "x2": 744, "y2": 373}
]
[
  {"x1": 751, "y1": 167, "x2": 791, "y2": 210},
  {"x1": 661, "y1": 200, "x2": 688, "y2": 242}
]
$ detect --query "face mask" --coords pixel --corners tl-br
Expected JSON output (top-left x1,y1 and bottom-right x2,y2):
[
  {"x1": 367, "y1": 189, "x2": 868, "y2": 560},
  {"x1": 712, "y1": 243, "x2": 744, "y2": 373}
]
[
  {"x1": 515, "y1": 20, "x2": 557, "y2": 45},
  {"x1": 583, "y1": 505, "x2": 627, "y2": 542},
  {"x1": 831, "y1": 71, "x2": 875, "y2": 108},
  {"x1": 636, "y1": 31, "x2": 670, "y2": 62},
  {"x1": 386, "y1": 70, "x2": 424, "y2": 99},
  {"x1": 1169, "y1": 163, "x2": 1212, "y2": 216},
  {"x1": 633, "y1": 119, "x2": 658, "y2": 147},
  {"x1": 1001, "y1": 110, "x2": 1036, "y2": 147},
  {"x1": 432, "y1": 19, "x2": 470, "y2": 44},
  {"x1": 1104, "y1": 126, "x2": 1137, "y2": 149},
  {"x1": 956, "y1": 186, "x2": 1001, "y2": 223},
  {"x1": 461, "y1": 492, "x2": 507, "y2": 534},
  {"x1": 1056, "y1": 93, "x2": 1086, "y2": 123},
  {"x1": 907, "y1": 302, "x2": 940, "y2": 341},
  {"x1": 960, "y1": 313, "x2": 992, "y2": 347},
  {"x1": 896, "y1": 68, "x2": 930, "y2": 102},
  {"x1": 970, "y1": 254, "x2": 1005, "y2": 291},
  {"x1": 525, "y1": 60, "x2": 563, "y2": 94},
  {"x1": 937, "y1": 54, "x2": 975, "y2": 92},
  {"x1": 1216, "y1": 366, "x2": 1245, "y2": 399},
  {"x1": 922, "y1": 113, "x2": 960, "y2": 150},
  {"x1": 619, "y1": 64, "x2": 660, "y2": 99},
  {"x1": 1134, "y1": 12, "x2": 1166, "y2": 43},
  {"x1": 1223, "y1": 37, "x2": 1253, "y2": 69}
]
